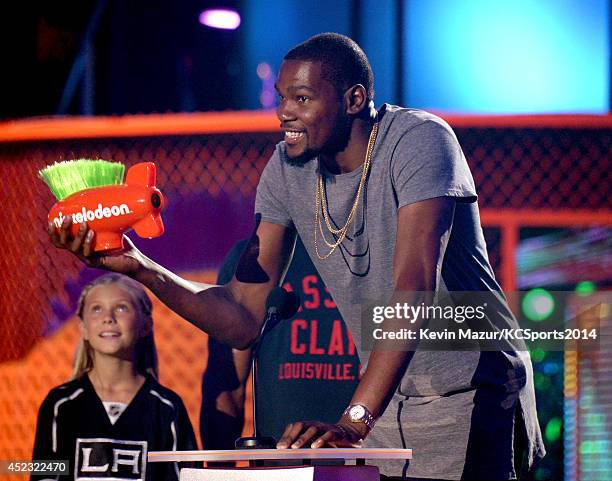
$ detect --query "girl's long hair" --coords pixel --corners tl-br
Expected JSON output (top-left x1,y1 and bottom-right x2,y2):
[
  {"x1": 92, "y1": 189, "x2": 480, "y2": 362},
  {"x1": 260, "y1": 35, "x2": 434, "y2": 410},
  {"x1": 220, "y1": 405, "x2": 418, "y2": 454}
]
[{"x1": 72, "y1": 273, "x2": 159, "y2": 379}]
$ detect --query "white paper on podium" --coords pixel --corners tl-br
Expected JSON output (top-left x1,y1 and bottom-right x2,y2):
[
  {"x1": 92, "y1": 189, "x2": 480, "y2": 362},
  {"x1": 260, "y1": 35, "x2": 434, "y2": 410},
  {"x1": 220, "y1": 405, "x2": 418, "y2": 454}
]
[
  {"x1": 180, "y1": 467, "x2": 316, "y2": 481},
  {"x1": 180, "y1": 466, "x2": 379, "y2": 481}
]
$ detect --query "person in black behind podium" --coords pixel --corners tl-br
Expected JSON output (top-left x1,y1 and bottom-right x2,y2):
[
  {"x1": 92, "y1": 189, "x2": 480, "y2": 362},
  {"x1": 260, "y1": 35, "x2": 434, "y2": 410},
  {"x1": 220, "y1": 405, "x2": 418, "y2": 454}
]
[{"x1": 200, "y1": 237, "x2": 360, "y2": 451}]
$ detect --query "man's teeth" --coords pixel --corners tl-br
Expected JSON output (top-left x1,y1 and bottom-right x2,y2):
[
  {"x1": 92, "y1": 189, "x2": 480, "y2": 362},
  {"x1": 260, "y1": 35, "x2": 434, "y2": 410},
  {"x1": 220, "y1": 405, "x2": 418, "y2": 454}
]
[{"x1": 285, "y1": 131, "x2": 304, "y2": 140}]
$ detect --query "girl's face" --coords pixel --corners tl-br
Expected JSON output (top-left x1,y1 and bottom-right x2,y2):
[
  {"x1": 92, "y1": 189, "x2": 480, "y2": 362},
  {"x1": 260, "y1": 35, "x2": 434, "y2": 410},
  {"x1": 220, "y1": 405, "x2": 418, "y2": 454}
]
[{"x1": 79, "y1": 284, "x2": 150, "y2": 359}]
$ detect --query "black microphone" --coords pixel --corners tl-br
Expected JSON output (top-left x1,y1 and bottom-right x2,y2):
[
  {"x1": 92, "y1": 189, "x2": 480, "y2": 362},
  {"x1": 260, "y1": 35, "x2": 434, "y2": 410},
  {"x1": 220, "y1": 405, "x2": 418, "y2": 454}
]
[
  {"x1": 281, "y1": 291, "x2": 300, "y2": 319},
  {"x1": 260, "y1": 287, "x2": 300, "y2": 338}
]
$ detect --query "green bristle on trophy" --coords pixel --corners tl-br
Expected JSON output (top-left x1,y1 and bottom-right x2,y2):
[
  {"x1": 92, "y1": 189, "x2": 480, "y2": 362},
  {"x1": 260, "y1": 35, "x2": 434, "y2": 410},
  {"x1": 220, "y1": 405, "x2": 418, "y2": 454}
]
[{"x1": 39, "y1": 159, "x2": 126, "y2": 201}]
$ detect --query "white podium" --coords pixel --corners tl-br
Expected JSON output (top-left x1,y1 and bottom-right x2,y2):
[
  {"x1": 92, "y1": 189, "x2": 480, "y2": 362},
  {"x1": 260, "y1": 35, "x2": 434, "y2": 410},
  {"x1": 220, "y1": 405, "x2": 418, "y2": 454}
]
[{"x1": 149, "y1": 448, "x2": 412, "y2": 481}]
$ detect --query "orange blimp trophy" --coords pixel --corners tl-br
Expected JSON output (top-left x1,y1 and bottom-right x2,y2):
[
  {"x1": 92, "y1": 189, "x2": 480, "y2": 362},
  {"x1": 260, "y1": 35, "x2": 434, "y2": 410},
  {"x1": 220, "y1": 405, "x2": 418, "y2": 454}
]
[{"x1": 41, "y1": 160, "x2": 165, "y2": 251}]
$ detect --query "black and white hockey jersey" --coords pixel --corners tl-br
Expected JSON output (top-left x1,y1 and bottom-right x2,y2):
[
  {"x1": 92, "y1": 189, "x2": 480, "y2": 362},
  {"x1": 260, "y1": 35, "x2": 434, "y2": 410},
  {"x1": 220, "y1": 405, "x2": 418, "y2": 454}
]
[{"x1": 32, "y1": 374, "x2": 197, "y2": 481}]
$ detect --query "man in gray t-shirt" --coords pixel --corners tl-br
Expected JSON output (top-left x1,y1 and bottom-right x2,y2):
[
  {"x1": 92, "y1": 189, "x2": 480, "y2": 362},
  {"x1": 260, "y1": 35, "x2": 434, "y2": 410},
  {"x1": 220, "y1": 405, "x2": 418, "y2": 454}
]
[
  {"x1": 253, "y1": 34, "x2": 544, "y2": 480},
  {"x1": 256, "y1": 103, "x2": 545, "y2": 479},
  {"x1": 52, "y1": 33, "x2": 544, "y2": 480}
]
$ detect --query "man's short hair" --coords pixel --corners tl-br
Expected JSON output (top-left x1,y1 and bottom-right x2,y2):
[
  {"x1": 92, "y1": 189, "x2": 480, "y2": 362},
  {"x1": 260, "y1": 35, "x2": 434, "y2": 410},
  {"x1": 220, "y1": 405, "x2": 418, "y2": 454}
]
[{"x1": 284, "y1": 33, "x2": 375, "y2": 100}]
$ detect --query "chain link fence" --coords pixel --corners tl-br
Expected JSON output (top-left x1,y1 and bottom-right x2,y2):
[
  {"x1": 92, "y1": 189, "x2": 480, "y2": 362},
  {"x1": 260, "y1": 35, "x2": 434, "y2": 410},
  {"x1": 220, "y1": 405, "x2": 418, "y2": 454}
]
[{"x1": 0, "y1": 115, "x2": 609, "y2": 464}]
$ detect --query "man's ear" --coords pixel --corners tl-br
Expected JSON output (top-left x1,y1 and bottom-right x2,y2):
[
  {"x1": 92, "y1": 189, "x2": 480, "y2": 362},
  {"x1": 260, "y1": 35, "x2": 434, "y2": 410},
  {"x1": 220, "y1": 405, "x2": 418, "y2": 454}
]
[{"x1": 344, "y1": 84, "x2": 368, "y2": 115}]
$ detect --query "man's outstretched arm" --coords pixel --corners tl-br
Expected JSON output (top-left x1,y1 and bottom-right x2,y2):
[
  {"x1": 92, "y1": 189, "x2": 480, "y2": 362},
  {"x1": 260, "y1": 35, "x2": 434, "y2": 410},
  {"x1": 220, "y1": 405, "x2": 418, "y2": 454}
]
[{"x1": 49, "y1": 217, "x2": 296, "y2": 349}]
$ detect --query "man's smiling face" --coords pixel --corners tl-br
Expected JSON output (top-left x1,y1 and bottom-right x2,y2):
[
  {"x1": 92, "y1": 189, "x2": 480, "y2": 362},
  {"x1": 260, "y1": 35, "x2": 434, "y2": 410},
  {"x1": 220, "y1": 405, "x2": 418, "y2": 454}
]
[{"x1": 275, "y1": 60, "x2": 349, "y2": 165}]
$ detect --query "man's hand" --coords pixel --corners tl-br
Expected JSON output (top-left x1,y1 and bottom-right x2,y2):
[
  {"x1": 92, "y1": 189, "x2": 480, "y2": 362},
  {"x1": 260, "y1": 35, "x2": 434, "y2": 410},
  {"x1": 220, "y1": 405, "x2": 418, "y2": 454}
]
[
  {"x1": 48, "y1": 216, "x2": 142, "y2": 274},
  {"x1": 276, "y1": 420, "x2": 366, "y2": 449}
]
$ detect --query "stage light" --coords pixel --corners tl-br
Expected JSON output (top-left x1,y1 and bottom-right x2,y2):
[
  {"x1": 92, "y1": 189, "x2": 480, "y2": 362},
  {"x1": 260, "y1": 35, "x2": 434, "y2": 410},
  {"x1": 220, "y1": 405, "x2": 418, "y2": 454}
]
[
  {"x1": 199, "y1": 9, "x2": 241, "y2": 30},
  {"x1": 530, "y1": 347, "x2": 547, "y2": 363},
  {"x1": 257, "y1": 63, "x2": 272, "y2": 80},
  {"x1": 543, "y1": 362, "x2": 559, "y2": 375},
  {"x1": 256, "y1": 62, "x2": 276, "y2": 109},
  {"x1": 522, "y1": 288, "x2": 555, "y2": 321},
  {"x1": 545, "y1": 417, "x2": 562, "y2": 443},
  {"x1": 575, "y1": 281, "x2": 596, "y2": 296},
  {"x1": 259, "y1": 91, "x2": 275, "y2": 109}
]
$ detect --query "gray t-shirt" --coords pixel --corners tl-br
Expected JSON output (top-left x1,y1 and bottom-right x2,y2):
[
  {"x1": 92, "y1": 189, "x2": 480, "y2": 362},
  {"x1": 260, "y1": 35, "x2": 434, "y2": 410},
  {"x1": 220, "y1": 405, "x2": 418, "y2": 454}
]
[{"x1": 255, "y1": 105, "x2": 545, "y2": 479}]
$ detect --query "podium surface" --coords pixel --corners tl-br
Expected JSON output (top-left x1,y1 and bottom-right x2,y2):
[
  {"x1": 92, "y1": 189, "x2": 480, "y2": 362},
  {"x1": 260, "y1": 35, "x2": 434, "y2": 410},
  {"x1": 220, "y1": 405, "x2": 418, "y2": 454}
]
[
  {"x1": 149, "y1": 449, "x2": 412, "y2": 481},
  {"x1": 149, "y1": 448, "x2": 412, "y2": 463}
]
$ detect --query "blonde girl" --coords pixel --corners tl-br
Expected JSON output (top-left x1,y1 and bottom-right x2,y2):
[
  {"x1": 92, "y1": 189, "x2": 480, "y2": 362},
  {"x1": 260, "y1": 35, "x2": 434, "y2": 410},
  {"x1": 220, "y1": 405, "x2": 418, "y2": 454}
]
[{"x1": 32, "y1": 274, "x2": 197, "y2": 481}]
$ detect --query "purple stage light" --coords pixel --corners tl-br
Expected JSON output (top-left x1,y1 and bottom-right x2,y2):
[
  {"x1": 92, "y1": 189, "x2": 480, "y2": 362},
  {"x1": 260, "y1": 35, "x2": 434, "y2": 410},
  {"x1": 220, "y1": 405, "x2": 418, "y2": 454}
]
[
  {"x1": 257, "y1": 62, "x2": 272, "y2": 80},
  {"x1": 199, "y1": 9, "x2": 241, "y2": 30}
]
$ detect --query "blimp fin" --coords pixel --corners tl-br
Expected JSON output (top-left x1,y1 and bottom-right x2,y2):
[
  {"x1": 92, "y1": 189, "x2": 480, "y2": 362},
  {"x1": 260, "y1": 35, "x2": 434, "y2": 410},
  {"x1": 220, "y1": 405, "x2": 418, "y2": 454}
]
[
  {"x1": 126, "y1": 162, "x2": 157, "y2": 187},
  {"x1": 133, "y1": 213, "x2": 164, "y2": 238}
]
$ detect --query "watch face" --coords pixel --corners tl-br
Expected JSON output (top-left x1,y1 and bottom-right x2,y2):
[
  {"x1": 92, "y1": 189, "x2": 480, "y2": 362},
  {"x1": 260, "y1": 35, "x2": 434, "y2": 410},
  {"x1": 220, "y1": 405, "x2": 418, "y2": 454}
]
[{"x1": 349, "y1": 405, "x2": 366, "y2": 421}]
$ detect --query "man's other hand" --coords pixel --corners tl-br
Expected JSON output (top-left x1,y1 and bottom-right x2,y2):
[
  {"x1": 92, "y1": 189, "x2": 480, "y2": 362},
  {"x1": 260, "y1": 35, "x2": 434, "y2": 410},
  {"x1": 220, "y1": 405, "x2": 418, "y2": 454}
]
[{"x1": 276, "y1": 420, "x2": 366, "y2": 449}]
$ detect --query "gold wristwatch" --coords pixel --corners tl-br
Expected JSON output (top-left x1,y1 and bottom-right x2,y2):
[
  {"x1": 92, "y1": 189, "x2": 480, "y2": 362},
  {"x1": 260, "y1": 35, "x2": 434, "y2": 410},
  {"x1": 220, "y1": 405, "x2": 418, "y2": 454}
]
[{"x1": 343, "y1": 404, "x2": 376, "y2": 430}]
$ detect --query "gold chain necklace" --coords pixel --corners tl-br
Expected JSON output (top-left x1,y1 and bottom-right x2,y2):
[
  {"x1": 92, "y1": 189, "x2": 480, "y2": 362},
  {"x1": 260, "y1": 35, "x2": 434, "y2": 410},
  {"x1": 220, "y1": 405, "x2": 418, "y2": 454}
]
[{"x1": 314, "y1": 121, "x2": 378, "y2": 260}]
